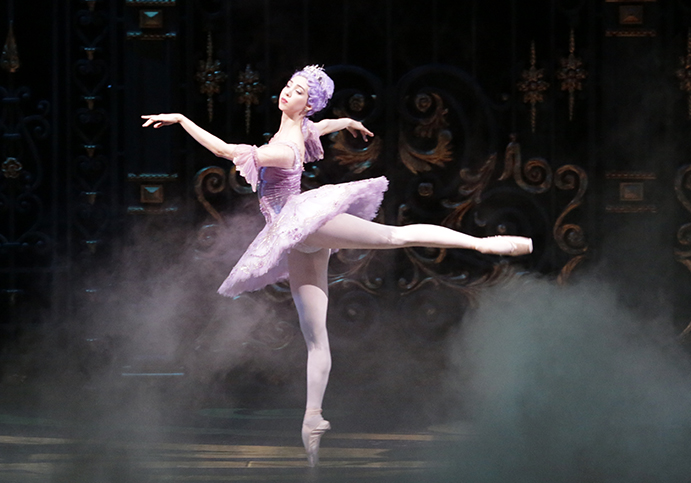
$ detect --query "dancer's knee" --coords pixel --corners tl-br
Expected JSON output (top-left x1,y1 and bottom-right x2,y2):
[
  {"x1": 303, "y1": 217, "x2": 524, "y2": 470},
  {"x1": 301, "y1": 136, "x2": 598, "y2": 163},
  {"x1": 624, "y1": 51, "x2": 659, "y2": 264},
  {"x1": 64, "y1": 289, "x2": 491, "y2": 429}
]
[
  {"x1": 307, "y1": 346, "x2": 332, "y2": 369},
  {"x1": 305, "y1": 335, "x2": 329, "y2": 351}
]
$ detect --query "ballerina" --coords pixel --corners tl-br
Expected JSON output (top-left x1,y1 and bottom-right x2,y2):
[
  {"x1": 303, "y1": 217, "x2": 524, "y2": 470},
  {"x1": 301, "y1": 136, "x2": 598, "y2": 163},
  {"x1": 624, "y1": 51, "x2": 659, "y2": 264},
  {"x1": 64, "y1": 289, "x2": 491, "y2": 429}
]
[{"x1": 142, "y1": 65, "x2": 532, "y2": 467}]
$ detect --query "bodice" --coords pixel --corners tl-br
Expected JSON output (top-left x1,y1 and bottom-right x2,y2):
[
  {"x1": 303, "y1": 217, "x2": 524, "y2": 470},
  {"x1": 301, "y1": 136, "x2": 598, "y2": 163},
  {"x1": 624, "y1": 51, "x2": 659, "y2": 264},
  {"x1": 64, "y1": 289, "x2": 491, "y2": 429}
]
[
  {"x1": 232, "y1": 120, "x2": 323, "y2": 224},
  {"x1": 257, "y1": 141, "x2": 303, "y2": 223}
]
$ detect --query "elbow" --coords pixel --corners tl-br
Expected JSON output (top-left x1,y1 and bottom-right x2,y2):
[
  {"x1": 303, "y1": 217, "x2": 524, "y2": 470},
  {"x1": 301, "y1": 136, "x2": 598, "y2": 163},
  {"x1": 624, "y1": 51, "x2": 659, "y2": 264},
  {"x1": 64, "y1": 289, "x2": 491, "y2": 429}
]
[{"x1": 212, "y1": 145, "x2": 234, "y2": 159}]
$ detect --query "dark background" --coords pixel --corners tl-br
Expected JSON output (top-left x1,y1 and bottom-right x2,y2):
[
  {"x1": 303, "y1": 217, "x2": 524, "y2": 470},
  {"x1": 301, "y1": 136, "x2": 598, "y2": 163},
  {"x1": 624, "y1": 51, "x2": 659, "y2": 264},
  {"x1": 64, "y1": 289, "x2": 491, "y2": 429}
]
[{"x1": 2, "y1": 0, "x2": 691, "y2": 409}]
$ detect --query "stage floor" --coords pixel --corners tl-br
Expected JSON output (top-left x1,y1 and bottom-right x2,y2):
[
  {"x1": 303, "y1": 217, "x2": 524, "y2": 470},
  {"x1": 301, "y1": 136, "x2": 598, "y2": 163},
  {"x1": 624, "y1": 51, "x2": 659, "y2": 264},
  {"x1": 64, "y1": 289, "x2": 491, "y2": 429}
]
[{"x1": 0, "y1": 386, "x2": 470, "y2": 482}]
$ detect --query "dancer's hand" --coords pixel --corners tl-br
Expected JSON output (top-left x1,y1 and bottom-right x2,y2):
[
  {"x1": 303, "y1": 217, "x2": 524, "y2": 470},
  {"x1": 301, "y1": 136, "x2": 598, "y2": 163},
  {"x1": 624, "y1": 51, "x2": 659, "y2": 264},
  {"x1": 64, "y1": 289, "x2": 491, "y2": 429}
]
[
  {"x1": 141, "y1": 113, "x2": 182, "y2": 128},
  {"x1": 345, "y1": 120, "x2": 374, "y2": 141}
]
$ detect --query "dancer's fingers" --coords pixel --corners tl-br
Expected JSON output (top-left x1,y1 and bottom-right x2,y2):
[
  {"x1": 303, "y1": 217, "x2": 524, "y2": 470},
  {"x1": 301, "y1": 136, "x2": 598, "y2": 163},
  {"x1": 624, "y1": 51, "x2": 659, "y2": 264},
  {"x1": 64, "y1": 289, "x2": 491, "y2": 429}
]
[{"x1": 348, "y1": 123, "x2": 374, "y2": 142}]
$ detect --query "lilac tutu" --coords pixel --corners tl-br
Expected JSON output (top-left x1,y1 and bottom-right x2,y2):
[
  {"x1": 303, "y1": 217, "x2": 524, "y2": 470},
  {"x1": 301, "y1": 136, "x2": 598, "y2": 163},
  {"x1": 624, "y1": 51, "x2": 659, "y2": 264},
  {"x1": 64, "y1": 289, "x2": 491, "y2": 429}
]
[{"x1": 218, "y1": 121, "x2": 388, "y2": 298}]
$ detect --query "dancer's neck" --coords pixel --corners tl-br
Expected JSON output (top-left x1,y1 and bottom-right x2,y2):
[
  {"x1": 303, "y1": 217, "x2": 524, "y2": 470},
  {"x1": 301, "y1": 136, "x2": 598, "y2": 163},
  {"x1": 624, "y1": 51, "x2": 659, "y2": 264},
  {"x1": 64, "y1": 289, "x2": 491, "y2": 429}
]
[{"x1": 275, "y1": 113, "x2": 305, "y2": 140}]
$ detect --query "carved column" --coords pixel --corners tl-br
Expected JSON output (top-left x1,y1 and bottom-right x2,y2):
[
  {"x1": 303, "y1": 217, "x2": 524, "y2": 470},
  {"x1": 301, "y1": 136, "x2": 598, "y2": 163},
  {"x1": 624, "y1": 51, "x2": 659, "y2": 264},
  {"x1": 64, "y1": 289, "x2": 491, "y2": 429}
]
[
  {"x1": 600, "y1": 0, "x2": 678, "y2": 315},
  {"x1": 123, "y1": 0, "x2": 183, "y2": 216}
]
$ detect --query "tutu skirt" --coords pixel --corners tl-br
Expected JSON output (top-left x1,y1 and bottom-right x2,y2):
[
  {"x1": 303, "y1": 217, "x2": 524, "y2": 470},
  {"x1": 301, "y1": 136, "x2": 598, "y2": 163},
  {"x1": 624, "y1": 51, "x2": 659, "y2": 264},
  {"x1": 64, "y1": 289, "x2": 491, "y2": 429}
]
[{"x1": 218, "y1": 176, "x2": 388, "y2": 298}]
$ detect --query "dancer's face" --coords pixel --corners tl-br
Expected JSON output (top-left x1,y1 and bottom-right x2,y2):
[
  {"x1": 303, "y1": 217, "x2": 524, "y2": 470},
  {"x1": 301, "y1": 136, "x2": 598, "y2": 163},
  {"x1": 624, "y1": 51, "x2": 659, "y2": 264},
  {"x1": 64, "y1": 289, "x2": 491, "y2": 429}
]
[{"x1": 280, "y1": 76, "x2": 311, "y2": 116}]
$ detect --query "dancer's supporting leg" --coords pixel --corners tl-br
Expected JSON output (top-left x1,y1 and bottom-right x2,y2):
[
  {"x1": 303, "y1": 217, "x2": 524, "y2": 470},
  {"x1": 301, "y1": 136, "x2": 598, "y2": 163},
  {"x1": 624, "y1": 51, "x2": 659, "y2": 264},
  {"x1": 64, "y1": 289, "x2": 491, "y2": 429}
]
[
  {"x1": 288, "y1": 248, "x2": 332, "y2": 467},
  {"x1": 289, "y1": 214, "x2": 530, "y2": 466},
  {"x1": 304, "y1": 213, "x2": 533, "y2": 254}
]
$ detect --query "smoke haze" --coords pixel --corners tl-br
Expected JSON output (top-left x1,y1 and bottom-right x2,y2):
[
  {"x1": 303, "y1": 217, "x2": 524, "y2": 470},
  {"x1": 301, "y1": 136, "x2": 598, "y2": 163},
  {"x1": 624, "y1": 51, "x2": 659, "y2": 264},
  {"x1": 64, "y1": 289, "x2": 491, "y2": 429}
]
[{"x1": 433, "y1": 275, "x2": 691, "y2": 482}]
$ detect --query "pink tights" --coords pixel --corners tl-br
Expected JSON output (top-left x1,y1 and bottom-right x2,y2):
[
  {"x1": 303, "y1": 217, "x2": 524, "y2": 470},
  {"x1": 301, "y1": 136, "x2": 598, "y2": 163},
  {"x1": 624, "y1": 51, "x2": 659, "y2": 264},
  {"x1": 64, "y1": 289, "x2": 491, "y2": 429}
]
[{"x1": 289, "y1": 214, "x2": 490, "y2": 421}]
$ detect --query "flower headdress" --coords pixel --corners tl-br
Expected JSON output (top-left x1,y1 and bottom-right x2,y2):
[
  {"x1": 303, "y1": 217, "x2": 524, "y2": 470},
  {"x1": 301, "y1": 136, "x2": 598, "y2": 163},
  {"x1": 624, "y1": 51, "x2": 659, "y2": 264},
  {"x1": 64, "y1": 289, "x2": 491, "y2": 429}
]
[{"x1": 292, "y1": 65, "x2": 334, "y2": 116}]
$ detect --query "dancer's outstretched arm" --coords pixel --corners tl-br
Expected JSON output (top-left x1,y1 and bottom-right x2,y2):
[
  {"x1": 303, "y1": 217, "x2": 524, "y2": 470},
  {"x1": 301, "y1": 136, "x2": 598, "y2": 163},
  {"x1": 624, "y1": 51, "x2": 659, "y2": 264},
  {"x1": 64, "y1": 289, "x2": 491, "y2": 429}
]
[
  {"x1": 314, "y1": 118, "x2": 373, "y2": 141},
  {"x1": 142, "y1": 113, "x2": 236, "y2": 157},
  {"x1": 141, "y1": 114, "x2": 294, "y2": 168}
]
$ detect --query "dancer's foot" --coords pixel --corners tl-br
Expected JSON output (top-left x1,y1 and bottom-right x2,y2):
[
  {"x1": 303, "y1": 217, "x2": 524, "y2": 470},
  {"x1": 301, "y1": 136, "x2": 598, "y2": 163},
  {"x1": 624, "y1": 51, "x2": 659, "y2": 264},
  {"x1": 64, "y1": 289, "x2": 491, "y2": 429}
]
[
  {"x1": 475, "y1": 235, "x2": 533, "y2": 256},
  {"x1": 302, "y1": 409, "x2": 331, "y2": 467}
]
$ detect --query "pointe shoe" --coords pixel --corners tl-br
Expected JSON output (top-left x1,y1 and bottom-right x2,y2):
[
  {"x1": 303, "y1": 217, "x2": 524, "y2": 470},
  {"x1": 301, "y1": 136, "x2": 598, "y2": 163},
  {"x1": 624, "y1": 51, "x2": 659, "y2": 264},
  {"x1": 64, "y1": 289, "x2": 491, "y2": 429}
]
[
  {"x1": 302, "y1": 409, "x2": 331, "y2": 467},
  {"x1": 477, "y1": 236, "x2": 533, "y2": 256}
]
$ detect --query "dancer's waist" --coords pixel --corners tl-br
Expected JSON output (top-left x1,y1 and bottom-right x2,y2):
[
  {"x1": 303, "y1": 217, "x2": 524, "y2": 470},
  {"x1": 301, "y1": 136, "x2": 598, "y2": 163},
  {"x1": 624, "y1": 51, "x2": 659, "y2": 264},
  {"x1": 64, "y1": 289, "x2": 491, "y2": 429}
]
[{"x1": 258, "y1": 182, "x2": 300, "y2": 222}]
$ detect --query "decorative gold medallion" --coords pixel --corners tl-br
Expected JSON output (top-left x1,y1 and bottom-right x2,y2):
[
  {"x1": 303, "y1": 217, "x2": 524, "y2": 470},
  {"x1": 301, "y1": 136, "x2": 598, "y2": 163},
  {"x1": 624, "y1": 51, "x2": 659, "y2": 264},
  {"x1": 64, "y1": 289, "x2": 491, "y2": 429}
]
[
  {"x1": 1, "y1": 21, "x2": 20, "y2": 73},
  {"x1": 195, "y1": 32, "x2": 228, "y2": 123},
  {"x1": 235, "y1": 64, "x2": 265, "y2": 134},
  {"x1": 517, "y1": 42, "x2": 550, "y2": 133},
  {"x1": 2, "y1": 157, "x2": 22, "y2": 179},
  {"x1": 556, "y1": 29, "x2": 588, "y2": 121}
]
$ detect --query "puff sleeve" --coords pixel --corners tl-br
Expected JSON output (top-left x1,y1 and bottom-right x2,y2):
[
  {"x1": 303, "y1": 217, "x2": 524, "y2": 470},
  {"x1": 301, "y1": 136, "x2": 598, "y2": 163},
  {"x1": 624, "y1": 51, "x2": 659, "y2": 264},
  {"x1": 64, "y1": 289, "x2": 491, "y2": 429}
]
[
  {"x1": 302, "y1": 119, "x2": 325, "y2": 163},
  {"x1": 232, "y1": 144, "x2": 259, "y2": 191}
]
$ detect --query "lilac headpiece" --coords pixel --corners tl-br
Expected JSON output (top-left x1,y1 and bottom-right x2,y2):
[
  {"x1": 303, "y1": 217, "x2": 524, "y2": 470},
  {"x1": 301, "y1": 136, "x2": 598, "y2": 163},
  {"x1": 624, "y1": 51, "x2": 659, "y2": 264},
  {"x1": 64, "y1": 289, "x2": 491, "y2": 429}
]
[{"x1": 292, "y1": 65, "x2": 334, "y2": 116}]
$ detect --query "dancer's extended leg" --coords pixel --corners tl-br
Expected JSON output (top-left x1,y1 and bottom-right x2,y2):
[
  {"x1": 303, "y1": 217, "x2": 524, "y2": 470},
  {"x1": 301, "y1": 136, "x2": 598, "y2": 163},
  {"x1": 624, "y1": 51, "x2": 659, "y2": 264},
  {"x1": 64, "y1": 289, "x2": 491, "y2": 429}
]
[
  {"x1": 303, "y1": 213, "x2": 532, "y2": 254},
  {"x1": 288, "y1": 248, "x2": 332, "y2": 467}
]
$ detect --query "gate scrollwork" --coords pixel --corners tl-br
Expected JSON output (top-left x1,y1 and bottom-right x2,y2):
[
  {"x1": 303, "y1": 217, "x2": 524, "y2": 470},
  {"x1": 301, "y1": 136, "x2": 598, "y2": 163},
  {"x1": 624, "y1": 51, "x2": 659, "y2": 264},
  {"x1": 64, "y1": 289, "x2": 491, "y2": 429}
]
[{"x1": 674, "y1": 164, "x2": 691, "y2": 273}]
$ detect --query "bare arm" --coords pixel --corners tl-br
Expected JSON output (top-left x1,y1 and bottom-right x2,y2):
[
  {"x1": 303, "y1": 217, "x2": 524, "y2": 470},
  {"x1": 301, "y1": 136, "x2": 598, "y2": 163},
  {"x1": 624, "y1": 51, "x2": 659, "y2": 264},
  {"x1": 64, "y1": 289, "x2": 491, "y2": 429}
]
[
  {"x1": 142, "y1": 114, "x2": 237, "y2": 158},
  {"x1": 313, "y1": 118, "x2": 373, "y2": 141},
  {"x1": 141, "y1": 114, "x2": 293, "y2": 168}
]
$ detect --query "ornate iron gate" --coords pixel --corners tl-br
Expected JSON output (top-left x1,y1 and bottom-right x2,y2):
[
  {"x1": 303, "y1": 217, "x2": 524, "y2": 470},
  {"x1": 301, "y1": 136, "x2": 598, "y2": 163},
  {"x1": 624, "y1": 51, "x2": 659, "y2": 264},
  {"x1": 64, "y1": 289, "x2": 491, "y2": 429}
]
[{"x1": 2, "y1": 0, "x2": 691, "y2": 378}]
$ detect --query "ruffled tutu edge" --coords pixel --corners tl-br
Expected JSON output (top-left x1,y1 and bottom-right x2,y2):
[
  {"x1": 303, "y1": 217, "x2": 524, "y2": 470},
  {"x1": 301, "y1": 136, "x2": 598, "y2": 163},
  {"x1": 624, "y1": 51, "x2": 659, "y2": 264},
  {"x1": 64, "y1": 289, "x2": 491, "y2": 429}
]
[{"x1": 217, "y1": 176, "x2": 388, "y2": 298}]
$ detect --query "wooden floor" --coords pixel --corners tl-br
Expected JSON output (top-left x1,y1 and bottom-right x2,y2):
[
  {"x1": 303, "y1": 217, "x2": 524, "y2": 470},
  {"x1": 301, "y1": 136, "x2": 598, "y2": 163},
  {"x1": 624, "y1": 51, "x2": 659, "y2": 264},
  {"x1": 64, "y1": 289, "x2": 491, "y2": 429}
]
[{"x1": 0, "y1": 386, "x2": 471, "y2": 483}]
